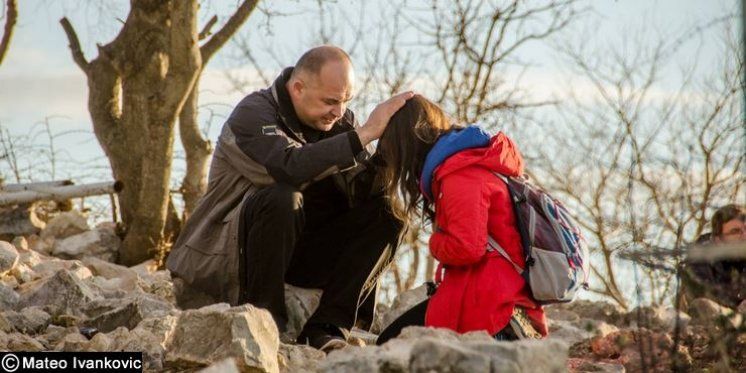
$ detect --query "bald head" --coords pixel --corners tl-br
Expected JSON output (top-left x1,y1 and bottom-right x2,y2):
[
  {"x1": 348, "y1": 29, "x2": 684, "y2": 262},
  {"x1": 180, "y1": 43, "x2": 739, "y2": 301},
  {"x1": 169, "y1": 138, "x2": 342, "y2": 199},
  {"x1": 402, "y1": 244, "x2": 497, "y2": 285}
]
[
  {"x1": 287, "y1": 46, "x2": 355, "y2": 132},
  {"x1": 291, "y1": 45, "x2": 352, "y2": 79}
]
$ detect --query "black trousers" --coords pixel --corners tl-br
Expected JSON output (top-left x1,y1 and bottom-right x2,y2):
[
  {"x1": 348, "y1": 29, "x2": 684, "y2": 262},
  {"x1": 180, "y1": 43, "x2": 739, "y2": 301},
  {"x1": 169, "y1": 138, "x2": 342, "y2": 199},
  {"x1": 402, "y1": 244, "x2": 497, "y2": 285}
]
[
  {"x1": 377, "y1": 298, "x2": 429, "y2": 345},
  {"x1": 239, "y1": 178, "x2": 402, "y2": 332}
]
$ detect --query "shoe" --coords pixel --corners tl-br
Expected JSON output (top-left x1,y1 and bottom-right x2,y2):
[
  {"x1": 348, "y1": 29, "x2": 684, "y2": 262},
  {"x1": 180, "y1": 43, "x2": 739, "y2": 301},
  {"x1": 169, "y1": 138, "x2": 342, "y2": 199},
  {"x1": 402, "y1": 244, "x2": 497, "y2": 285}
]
[
  {"x1": 493, "y1": 327, "x2": 519, "y2": 341},
  {"x1": 297, "y1": 323, "x2": 348, "y2": 353},
  {"x1": 508, "y1": 307, "x2": 542, "y2": 339}
]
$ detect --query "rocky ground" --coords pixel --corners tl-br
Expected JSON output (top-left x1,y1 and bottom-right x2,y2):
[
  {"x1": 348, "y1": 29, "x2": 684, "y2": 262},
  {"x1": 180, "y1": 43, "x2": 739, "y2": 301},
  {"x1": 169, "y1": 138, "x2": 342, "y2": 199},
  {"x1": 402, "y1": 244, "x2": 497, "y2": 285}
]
[{"x1": 1, "y1": 210, "x2": 744, "y2": 372}]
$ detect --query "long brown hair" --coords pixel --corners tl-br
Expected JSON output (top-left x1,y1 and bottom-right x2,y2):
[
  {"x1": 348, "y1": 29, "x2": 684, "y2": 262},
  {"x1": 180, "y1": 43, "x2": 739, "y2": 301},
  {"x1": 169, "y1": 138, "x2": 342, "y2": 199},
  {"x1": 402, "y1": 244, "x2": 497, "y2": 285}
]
[{"x1": 377, "y1": 95, "x2": 458, "y2": 224}]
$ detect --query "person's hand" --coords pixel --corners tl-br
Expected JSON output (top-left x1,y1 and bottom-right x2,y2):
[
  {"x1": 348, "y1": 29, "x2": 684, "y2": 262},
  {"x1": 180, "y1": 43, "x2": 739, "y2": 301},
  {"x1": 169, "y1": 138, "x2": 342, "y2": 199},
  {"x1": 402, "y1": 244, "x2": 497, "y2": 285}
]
[{"x1": 356, "y1": 91, "x2": 415, "y2": 145}]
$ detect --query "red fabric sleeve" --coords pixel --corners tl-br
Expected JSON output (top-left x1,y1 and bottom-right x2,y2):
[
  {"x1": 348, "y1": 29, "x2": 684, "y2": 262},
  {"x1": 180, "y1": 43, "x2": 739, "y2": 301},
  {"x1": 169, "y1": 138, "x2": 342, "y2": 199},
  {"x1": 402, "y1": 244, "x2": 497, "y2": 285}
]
[{"x1": 429, "y1": 171, "x2": 490, "y2": 266}]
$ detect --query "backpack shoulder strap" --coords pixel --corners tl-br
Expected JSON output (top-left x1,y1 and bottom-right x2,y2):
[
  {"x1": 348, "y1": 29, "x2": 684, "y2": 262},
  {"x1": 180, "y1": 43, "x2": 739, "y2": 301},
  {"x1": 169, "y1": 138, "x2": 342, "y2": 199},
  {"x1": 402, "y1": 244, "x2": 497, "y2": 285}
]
[
  {"x1": 487, "y1": 236, "x2": 524, "y2": 274},
  {"x1": 492, "y1": 172, "x2": 510, "y2": 184}
]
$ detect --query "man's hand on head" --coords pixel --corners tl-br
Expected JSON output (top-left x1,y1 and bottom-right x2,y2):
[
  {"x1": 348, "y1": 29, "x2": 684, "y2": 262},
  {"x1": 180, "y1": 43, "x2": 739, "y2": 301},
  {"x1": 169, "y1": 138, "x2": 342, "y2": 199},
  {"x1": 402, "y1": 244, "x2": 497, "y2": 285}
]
[{"x1": 356, "y1": 91, "x2": 415, "y2": 146}]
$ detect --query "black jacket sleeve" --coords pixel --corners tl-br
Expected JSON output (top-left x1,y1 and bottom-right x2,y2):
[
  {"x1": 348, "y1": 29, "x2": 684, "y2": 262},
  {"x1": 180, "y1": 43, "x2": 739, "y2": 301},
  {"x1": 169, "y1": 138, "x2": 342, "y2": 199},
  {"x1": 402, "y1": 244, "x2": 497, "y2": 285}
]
[{"x1": 225, "y1": 94, "x2": 362, "y2": 188}]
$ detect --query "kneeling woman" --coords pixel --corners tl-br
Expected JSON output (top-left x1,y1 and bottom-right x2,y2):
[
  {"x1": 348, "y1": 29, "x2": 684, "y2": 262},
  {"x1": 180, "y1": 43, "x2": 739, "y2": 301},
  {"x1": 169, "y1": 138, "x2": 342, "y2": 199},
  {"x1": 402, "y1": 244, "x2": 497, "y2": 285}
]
[{"x1": 376, "y1": 95, "x2": 547, "y2": 344}]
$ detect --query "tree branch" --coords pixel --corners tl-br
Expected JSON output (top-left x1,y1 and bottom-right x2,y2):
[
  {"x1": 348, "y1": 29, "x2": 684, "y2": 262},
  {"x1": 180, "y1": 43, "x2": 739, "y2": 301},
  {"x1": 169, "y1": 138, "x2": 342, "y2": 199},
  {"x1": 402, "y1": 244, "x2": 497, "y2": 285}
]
[
  {"x1": 201, "y1": 0, "x2": 259, "y2": 63},
  {"x1": 0, "y1": 0, "x2": 18, "y2": 66},
  {"x1": 198, "y1": 15, "x2": 218, "y2": 41},
  {"x1": 59, "y1": 17, "x2": 89, "y2": 72}
]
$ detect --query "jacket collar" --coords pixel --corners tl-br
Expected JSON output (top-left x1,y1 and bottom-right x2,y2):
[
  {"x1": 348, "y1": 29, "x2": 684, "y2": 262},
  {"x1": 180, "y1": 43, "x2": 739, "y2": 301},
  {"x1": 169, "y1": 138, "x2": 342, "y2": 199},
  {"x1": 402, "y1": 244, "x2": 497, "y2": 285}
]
[
  {"x1": 271, "y1": 67, "x2": 307, "y2": 143},
  {"x1": 419, "y1": 126, "x2": 491, "y2": 202}
]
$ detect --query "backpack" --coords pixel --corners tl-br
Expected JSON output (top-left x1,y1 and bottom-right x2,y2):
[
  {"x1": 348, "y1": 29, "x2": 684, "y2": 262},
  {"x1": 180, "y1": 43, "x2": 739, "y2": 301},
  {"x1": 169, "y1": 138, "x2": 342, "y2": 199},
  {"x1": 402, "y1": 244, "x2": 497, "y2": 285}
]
[{"x1": 487, "y1": 173, "x2": 589, "y2": 304}]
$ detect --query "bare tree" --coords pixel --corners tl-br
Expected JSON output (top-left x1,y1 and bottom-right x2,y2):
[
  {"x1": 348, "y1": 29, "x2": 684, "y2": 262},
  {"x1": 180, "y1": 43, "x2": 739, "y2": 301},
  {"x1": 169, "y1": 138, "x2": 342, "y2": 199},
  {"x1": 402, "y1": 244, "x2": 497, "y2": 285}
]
[
  {"x1": 60, "y1": 0, "x2": 259, "y2": 265},
  {"x1": 415, "y1": 0, "x2": 581, "y2": 124},
  {"x1": 524, "y1": 16, "x2": 744, "y2": 308},
  {"x1": 0, "y1": 0, "x2": 17, "y2": 67}
]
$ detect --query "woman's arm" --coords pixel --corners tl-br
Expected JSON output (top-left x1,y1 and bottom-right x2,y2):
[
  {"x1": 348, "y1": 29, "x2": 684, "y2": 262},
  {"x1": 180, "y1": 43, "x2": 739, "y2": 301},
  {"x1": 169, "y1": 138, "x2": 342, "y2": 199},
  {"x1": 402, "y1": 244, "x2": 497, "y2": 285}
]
[{"x1": 429, "y1": 171, "x2": 491, "y2": 266}]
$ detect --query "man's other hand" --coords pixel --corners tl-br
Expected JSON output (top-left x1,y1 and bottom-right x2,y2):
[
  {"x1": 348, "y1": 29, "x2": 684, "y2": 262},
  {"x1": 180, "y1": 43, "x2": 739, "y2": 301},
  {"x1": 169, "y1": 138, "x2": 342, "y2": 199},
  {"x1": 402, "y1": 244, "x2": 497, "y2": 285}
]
[{"x1": 356, "y1": 91, "x2": 415, "y2": 146}]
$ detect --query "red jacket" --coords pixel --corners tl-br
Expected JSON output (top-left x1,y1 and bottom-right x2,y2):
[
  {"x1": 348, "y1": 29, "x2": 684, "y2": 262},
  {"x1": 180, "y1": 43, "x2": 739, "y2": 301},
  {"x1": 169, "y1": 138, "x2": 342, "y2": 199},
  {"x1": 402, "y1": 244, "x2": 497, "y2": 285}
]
[{"x1": 423, "y1": 131, "x2": 548, "y2": 336}]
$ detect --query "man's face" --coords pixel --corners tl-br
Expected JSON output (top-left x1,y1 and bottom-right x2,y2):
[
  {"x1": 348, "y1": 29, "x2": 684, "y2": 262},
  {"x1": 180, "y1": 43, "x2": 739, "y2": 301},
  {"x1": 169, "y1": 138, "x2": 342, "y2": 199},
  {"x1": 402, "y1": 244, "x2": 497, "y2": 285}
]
[
  {"x1": 716, "y1": 218, "x2": 746, "y2": 243},
  {"x1": 289, "y1": 60, "x2": 354, "y2": 132}
]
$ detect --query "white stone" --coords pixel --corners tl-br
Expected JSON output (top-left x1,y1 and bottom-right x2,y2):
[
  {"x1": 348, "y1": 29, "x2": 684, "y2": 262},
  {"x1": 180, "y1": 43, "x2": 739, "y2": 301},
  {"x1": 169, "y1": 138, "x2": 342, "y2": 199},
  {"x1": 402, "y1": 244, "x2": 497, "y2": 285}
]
[
  {"x1": 0, "y1": 241, "x2": 19, "y2": 275},
  {"x1": 52, "y1": 229, "x2": 119, "y2": 262},
  {"x1": 165, "y1": 304, "x2": 280, "y2": 373},
  {"x1": 41, "y1": 210, "x2": 89, "y2": 240}
]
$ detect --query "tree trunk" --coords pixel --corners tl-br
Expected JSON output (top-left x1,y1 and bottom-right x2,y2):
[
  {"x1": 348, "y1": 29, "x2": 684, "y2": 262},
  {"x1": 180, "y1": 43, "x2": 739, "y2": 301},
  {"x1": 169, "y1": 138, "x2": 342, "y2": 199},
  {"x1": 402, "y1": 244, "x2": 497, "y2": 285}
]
[
  {"x1": 179, "y1": 78, "x2": 212, "y2": 219},
  {"x1": 62, "y1": 1, "x2": 201, "y2": 265},
  {"x1": 61, "y1": 0, "x2": 259, "y2": 265}
]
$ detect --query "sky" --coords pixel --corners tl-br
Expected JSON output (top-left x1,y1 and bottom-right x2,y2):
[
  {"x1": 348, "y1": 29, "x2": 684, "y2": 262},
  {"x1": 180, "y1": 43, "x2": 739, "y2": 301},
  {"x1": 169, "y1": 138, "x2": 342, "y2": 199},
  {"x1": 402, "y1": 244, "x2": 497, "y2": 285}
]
[{"x1": 0, "y1": 0, "x2": 735, "y2": 185}]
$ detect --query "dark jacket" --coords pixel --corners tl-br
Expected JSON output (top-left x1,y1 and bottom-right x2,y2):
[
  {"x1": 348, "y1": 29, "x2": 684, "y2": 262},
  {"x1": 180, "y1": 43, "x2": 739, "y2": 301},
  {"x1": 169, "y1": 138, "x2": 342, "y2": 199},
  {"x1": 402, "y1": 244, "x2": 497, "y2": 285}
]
[
  {"x1": 166, "y1": 68, "x2": 379, "y2": 305},
  {"x1": 683, "y1": 233, "x2": 745, "y2": 308}
]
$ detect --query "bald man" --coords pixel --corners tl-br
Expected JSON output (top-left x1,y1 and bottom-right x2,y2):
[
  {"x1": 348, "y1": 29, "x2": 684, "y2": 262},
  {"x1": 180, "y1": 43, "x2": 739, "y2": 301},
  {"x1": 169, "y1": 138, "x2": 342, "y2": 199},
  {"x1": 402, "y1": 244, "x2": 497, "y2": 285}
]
[{"x1": 167, "y1": 46, "x2": 413, "y2": 352}]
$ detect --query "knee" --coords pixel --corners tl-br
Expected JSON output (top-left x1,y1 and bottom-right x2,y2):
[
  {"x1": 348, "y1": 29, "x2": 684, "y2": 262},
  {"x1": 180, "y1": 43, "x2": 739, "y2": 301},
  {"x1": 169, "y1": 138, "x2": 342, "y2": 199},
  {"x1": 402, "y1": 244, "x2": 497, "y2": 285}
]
[{"x1": 262, "y1": 183, "x2": 303, "y2": 216}]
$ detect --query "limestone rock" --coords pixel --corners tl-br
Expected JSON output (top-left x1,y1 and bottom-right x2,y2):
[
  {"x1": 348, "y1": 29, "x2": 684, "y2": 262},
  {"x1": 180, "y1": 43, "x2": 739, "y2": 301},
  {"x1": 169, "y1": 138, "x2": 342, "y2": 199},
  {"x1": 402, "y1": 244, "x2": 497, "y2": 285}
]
[
  {"x1": 547, "y1": 300, "x2": 626, "y2": 327},
  {"x1": 82, "y1": 256, "x2": 138, "y2": 282},
  {"x1": 55, "y1": 332, "x2": 89, "y2": 351},
  {"x1": 165, "y1": 303, "x2": 280, "y2": 373},
  {"x1": 35, "y1": 325, "x2": 78, "y2": 349},
  {"x1": 17, "y1": 245, "x2": 46, "y2": 268},
  {"x1": 689, "y1": 298, "x2": 742, "y2": 328},
  {"x1": 321, "y1": 326, "x2": 568, "y2": 373},
  {"x1": 52, "y1": 227, "x2": 120, "y2": 262},
  {"x1": 1, "y1": 274, "x2": 18, "y2": 289},
  {"x1": 27, "y1": 234, "x2": 54, "y2": 255},
  {"x1": 319, "y1": 340, "x2": 412, "y2": 373},
  {"x1": 85, "y1": 276, "x2": 134, "y2": 298},
  {"x1": 278, "y1": 343, "x2": 325, "y2": 373},
  {"x1": 626, "y1": 306, "x2": 691, "y2": 331},
  {"x1": 31, "y1": 258, "x2": 92, "y2": 281},
  {"x1": 2, "y1": 306, "x2": 51, "y2": 334},
  {"x1": 11, "y1": 236, "x2": 28, "y2": 250},
  {"x1": 16, "y1": 269, "x2": 101, "y2": 316},
  {"x1": 133, "y1": 314, "x2": 179, "y2": 346},
  {"x1": 0, "y1": 313, "x2": 10, "y2": 333},
  {"x1": 0, "y1": 282, "x2": 19, "y2": 310},
  {"x1": 6, "y1": 332, "x2": 45, "y2": 351},
  {"x1": 107, "y1": 326, "x2": 167, "y2": 370},
  {"x1": 130, "y1": 259, "x2": 159, "y2": 277},
  {"x1": 199, "y1": 358, "x2": 241, "y2": 373},
  {"x1": 0, "y1": 240, "x2": 19, "y2": 275},
  {"x1": 409, "y1": 339, "x2": 496, "y2": 372},
  {"x1": 83, "y1": 293, "x2": 174, "y2": 333},
  {"x1": 10, "y1": 262, "x2": 36, "y2": 284},
  {"x1": 586, "y1": 328, "x2": 692, "y2": 372},
  {"x1": 548, "y1": 319, "x2": 593, "y2": 346},
  {"x1": 567, "y1": 358, "x2": 626, "y2": 372},
  {"x1": 87, "y1": 332, "x2": 112, "y2": 351},
  {"x1": 140, "y1": 270, "x2": 176, "y2": 305},
  {"x1": 41, "y1": 210, "x2": 89, "y2": 240},
  {"x1": 284, "y1": 283, "x2": 322, "y2": 341}
]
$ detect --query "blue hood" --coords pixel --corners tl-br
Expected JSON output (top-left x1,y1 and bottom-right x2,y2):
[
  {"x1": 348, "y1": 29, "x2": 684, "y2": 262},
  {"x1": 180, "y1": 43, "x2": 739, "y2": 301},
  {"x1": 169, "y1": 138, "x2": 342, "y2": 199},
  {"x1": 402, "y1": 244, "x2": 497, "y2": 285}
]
[{"x1": 419, "y1": 126, "x2": 491, "y2": 202}]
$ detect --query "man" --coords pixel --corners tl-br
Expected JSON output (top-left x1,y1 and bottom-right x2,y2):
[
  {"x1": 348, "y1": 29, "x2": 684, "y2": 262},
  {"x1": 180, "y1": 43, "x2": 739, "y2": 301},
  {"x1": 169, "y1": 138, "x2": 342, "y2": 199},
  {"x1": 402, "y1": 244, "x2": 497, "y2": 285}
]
[
  {"x1": 167, "y1": 46, "x2": 413, "y2": 352},
  {"x1": 683, "y1": 204, "x2": 746, "y2": 309},
  {"x1": 710, "y1": 204, "x2": 746, "y2": 244}
]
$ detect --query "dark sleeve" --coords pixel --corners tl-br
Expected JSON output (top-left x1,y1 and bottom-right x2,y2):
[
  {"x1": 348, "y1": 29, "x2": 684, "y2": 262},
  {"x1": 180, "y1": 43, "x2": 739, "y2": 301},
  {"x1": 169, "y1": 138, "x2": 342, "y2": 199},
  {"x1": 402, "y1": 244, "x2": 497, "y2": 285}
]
[
  {"x1": 227, "y1": 97, "x2": 361, "y2": 188},
  {"x1": 347, "y1": 130, "x2": 364, "y2": 155}
]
